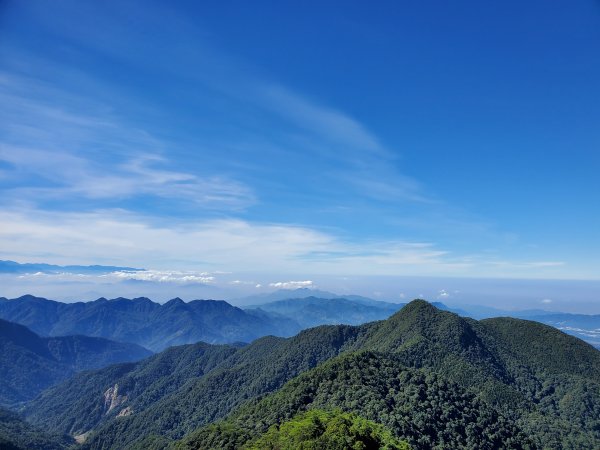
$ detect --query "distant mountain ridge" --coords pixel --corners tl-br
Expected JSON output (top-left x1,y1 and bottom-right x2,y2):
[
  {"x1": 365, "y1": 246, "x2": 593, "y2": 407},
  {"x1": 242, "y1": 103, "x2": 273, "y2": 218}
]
[
  {"x1": 0, "y1": 260, "x2": 142, "y2": 274},
  {"x1": 0, "y1": 319, "x2": 151, "y2": 407},
  {"x1": 4, "y1": 290, "x2": 599, "y2": 354},
  {"x1": 246, "y1": 295, "x2": 404, "y2": 328},
  {"x1": 239, "y1": 287, "x2": 387, "y2": 305},
  {"x1": 0, "y1": 295, "x2": 299, "y2": 352}
]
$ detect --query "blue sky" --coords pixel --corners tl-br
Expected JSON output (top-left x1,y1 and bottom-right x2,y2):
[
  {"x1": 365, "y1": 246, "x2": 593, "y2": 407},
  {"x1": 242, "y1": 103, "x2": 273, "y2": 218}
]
[{"x1": 1, "y1": 1, "x2": 599, "y2": 307}]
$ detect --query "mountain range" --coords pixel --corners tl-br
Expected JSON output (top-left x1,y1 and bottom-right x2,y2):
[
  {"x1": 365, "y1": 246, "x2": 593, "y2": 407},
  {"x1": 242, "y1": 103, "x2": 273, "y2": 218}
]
[
  {"x1": 0, "y1": 293, "x2": 404, "y2": 352},
  {"x1": 16, "y1": 300, "x2": 600, "y2": 449},
  {"x1": 2, "y1": 291, "x2": 600, "y2": 353},
  {"x1": 0, "y1": 295, "x2": 298, "y2": 352}
]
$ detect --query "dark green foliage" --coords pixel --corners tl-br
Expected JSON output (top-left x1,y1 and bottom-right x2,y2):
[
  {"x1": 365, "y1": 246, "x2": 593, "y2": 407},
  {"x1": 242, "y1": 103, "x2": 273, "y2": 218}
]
[
  {"x1": 180, "y1": 352, "x2": 533, "y2": 450},
  {"x1": 0, "y1": 407, "x2": 74, "y2": 450},
  {"x1": 77, "y1": 325, "x2": 363, "y2": 449},
  {"x1": 244, "y1": 409, "x2": 410, "y2": 450},
  {"x1": 0, "y1": 295, "x2": 299, "y2": 352},
  {"x1": 0, "y1": 318, "x2": 151, "y2": 407},
  {"x1": 480, "y1": 317, "x2": 600, "y2": 378},
  {"x1": 25, "y1": 341, "x2": 238, "y2": 435},
  {"x1": 175, "y1": 409, "x2": 410, "y2": 450}
]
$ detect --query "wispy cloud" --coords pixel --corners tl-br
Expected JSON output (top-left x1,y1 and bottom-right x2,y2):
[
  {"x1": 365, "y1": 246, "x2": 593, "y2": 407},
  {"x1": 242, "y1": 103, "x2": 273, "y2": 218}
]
[
  {"x1": 488, "y1": 260, "x2": 565, "y2": 269},
  {"x1": 1, "y1": 13, "x2": 427, "y2": 214},
  {"x1": 256, "y1": 84, "x2": 427, "y2": 203},
  {"x1": 0, "y1": 71, "x2": 255, "y2": 210},
  {"x1": 261, "y1": 85, "x2": 384, "y2": 154}
]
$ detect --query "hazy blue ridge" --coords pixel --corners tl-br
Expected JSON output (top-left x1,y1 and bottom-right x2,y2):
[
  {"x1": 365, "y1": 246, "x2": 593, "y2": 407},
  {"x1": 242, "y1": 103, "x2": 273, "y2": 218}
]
[
  {"x1": 0, "y1": 318, "x2": 152, "y2": 407},
  {"x1": 0, "y1": 295, "x2": 301, "y2": 352},
  {"x1": 0, "y1": 260, "x2": 143, "y2": 274}
]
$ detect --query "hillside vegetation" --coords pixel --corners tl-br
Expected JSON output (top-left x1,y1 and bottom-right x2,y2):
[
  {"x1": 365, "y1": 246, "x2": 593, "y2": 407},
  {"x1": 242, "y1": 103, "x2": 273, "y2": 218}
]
[
  {"x1": 20, "y1": 301, "x2": 600, "y2": 449},
  {"x1": 241, "y1": 409, "x2": 410, "y2": 450},
  {"x1": 0, "y1": 407, "x2": 73, "y2": 450}
]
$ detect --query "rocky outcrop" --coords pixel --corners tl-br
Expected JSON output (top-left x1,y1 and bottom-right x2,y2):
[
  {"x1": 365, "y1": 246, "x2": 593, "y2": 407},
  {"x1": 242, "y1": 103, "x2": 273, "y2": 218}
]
[
  {"x1": 103, "y1": 383, "x2": 127, "y2": 414},
  {"x1": 117, "y1": 406, "x2": 133, "y2": 417},
  {"x1": 74, "y1": 431, "x2": 91, "y2": 444}
]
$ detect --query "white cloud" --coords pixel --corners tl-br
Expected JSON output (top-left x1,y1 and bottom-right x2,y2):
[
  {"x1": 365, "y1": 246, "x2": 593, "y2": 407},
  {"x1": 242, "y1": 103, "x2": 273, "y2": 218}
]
[
  {"x1": 0, "y1": 207, "x2": 578, "y2": 279},
  {"x1": 268, "y1": 280, "x2": 314, "y2": 289},
  {"x1": 17, "y1": 271, "x2": 93, "y2": 280},
  {"x1": 14, "y1": 269, "x2": 214, "y2": 284},
  {"x1": 437, "y1": 289, "x2": 450, "y2": 299},
  {"x1": 229, "y1": 279, "x2": 256, "y2": 286},
  {"x1": 541, "y1": 298, "x2": 553, "y2": 304},
  {"x1": 107, "y1": 270, "x2": 214, "y2": 284}
]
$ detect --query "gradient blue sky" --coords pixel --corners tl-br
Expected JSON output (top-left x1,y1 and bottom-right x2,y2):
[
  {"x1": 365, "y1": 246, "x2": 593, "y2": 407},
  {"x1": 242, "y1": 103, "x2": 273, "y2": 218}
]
[{"x1": 1, "y1": 1, "x2": 599, "y2": 305}]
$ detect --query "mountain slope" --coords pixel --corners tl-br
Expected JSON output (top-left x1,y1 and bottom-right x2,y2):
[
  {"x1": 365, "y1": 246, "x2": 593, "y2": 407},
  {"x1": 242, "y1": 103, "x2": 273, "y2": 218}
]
[
  {"x1": 179, "y1": 352, "x2": 534, "y2": 450},
  {"x1": 24, "y1": 341, "x2": 239, "y2": 436},
  {"x1": 522, "y1": 313, "x2": 600, "y2": 349},
  {"x1": 449, "y1": 303, "x2": 600, "y2": 349},
  {"x1": 0, "y1": 319, "x2": 152, "y2": 407},
  {"x1": 27, "y1": 325, "x2": 364, "y2": 446},
  {"x1": 0, "y1": 295, "x2": 299, "y2": 351},
  {"x1": 24, "y1": 300, "x2": 600, "y2": 449}
]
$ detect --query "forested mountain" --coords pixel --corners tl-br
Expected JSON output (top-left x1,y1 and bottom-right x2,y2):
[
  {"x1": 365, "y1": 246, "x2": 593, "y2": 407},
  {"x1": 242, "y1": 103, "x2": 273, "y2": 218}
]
[
  {"x1": 453, "y1": 304, "x2": 600, "y2": 349},
  {"x1": 179, "y1": 352, "x2": 534, "y2": 450},
  {"x1": 246, "y1": 295, "x2": 403, "y2": 328},
  {"x1": 512, "y1": 312, "x2": 600, "y2": 349},
  {"x1": 0, "y1": 319, "x2": 151, "y2": 407},
  {"x1": 0, "y1": 408, "x2": 74, "y2": 450},
  {"x1": 21, "y1": 301, "x2": 600, "y2": 449},
  {"x1": 26, "y1": 325, "x2": 360, "y2": 446},
  {"x1": 0, "y1": 295, "x2": 299, "y2": 352}
]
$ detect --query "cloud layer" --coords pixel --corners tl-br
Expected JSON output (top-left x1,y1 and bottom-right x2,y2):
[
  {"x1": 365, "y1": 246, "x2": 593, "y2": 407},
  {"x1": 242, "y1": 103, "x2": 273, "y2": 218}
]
[{"x1": 0, "y1": 208, "x2": 572, "y2": 280}]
